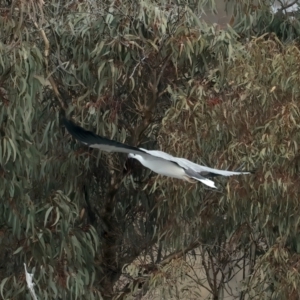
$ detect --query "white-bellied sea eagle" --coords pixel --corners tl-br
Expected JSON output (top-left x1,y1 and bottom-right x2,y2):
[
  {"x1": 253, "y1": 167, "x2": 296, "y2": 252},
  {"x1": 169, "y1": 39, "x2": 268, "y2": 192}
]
[{"x1": 63, "y1": 118, "x2": 252, "y2": 188}]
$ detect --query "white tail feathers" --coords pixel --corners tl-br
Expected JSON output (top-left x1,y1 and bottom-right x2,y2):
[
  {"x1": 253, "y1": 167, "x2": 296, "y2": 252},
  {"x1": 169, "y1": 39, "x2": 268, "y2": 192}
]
[{"x1": 191, "y1": 176, "x2": 217, "y2": 189}]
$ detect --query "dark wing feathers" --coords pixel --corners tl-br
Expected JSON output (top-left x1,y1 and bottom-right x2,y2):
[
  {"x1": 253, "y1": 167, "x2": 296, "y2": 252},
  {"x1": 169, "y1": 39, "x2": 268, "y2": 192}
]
[
  {"x1": 199, "y1": 171, "x2": 222, "y2": 178},
  {"x1": 63, "y1": 118, "x2": 146, "y2": 155}
]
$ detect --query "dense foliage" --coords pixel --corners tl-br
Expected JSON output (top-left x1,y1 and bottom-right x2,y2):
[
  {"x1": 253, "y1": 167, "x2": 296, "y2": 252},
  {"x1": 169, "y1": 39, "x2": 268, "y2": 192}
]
[{"x1": 1, "y1": 0, "x2": 300, "y2": 299}]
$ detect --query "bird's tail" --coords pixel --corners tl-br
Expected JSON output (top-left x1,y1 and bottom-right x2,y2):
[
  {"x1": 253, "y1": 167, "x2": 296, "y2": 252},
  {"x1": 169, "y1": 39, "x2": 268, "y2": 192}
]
[
  {"x1": 193, "y1": 177, "x2": 217, "y2": 188},
  {"x1": 185, "y1": 168, "x2": 217, "y2": 189}
]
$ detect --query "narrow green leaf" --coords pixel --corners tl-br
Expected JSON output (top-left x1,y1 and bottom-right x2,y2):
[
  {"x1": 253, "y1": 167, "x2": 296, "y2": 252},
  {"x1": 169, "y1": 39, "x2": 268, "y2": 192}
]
[
  {"x1": 44, "y1": 206, "x2": 54, "y2": 227},
  {"x1": 0, "y1": 277, "x2": 9, "y2": 299},
  {"x1": 13, "y1": 246, "x2": 23, "y2": 255},
  {"x1": 52, "y1": 207, "x2": 60, "y2": 227},
  {"x1": 8, "y1": 138, "x2": 16, "y2": 162}
]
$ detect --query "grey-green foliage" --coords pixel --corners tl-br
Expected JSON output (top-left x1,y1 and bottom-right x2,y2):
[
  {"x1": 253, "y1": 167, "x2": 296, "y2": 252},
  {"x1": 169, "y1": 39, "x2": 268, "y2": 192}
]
[{"x1": 1, "y1": 0, "x2": 300, "y2": 299}]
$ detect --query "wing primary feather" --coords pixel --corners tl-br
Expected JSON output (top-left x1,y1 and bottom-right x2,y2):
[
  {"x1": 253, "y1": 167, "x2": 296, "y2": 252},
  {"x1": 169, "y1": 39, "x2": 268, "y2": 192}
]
[
  {"x1": 63, "y1": 118, "x2": 146, "y2": 155},
  {"x1": 200, "y1": 170, "x2": 253, "y2": 178},
  {"x1": 199, "y1": 169, "x2": 253, "y2": 178}
]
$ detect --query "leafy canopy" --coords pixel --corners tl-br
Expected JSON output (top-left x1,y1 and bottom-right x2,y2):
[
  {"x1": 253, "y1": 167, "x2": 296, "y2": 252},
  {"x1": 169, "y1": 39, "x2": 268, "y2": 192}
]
[{"x1": 1, "y1": 0, "x2": 300, "y2": 299}]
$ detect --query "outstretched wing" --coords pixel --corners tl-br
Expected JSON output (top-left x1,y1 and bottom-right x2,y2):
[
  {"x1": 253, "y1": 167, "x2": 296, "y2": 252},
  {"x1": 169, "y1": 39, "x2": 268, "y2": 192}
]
[
  {"x1": 63, "y1": 118, "x2": 146, "y2": 155},
  {"x1": 176, "y1": 158, "x2": 252, "y2": 178},
  {"x1": 140, "y1": 149, "x2": 251, "y2": 178}
]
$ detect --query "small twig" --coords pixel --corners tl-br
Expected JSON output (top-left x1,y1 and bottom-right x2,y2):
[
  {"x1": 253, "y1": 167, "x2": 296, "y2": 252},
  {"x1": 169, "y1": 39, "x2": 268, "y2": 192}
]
[
  {"x1": 129, "y1": 56, "x2": 146, "y2": 78},
  {"x1": 279, "y1": 0, "x2": 298, "y2": 11},
  {"x1": 159, "y1": 241, "x2": 201, "y2": 266},
  {"x1": 275, "y1": 0, "x2": 299, "y2": 14}
]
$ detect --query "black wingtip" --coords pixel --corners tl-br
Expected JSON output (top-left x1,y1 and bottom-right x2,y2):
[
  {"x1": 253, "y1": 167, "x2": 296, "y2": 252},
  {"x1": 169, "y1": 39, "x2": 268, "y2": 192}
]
[
  {"x1": 63, "y1": 118, "x2": 147, "y2": 155},
  {"x1": 62, "y1": 117, "x2": 78, "y2": 135},
  {"x1": 63, "y1": 117, "x2": 97, "y2": 144},
  {"x1": 62, "y1": 117, "x2": 76, "y2": 131}
]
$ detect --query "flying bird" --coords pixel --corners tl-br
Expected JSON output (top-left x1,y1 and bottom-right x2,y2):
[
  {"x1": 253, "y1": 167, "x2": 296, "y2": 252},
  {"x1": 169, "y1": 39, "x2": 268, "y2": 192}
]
[{"x1": 63, "y1": 118, "x2": 251, "y2": 188}]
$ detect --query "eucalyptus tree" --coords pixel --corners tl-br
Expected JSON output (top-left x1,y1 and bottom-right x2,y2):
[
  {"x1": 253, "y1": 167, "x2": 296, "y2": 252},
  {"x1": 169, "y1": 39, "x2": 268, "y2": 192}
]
[{"x1": 1, "y1": 0, "x2": 300, "y2": 299}]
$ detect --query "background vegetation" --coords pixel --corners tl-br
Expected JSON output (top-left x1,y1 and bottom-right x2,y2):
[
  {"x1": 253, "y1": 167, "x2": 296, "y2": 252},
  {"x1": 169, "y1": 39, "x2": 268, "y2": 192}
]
[{"x1": 1, "y1": 0, "x2": 300, "y2": 299}]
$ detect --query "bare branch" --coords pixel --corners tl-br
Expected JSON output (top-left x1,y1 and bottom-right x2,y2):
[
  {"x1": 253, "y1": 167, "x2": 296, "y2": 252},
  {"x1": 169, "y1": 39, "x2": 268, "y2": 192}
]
[{"x1": 129, "y1": 56, "x2": 147, "y2": 78}]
